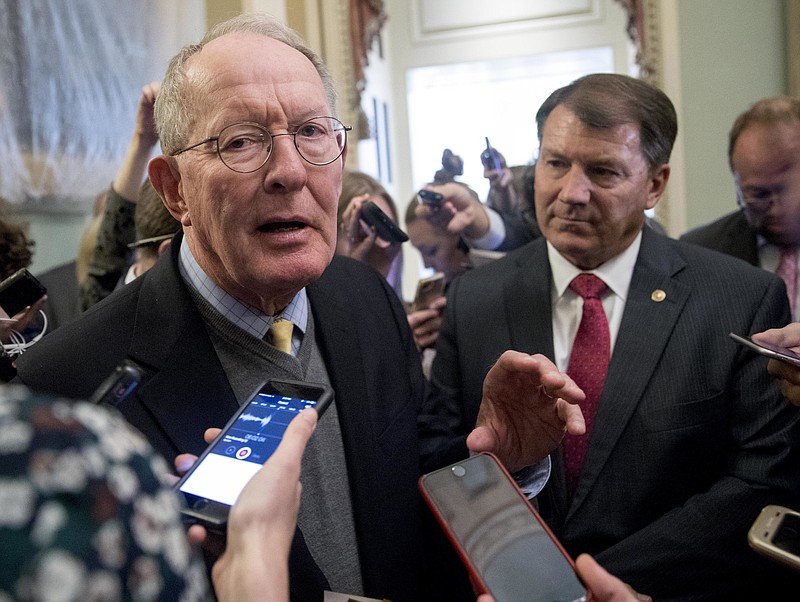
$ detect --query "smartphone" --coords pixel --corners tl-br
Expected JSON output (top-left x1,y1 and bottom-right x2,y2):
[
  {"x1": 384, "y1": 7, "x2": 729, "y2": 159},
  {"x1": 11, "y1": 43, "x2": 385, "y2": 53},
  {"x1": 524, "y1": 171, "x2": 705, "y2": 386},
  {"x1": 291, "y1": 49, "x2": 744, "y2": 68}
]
[
  {"x1": 419, "y1": 453, "x2": 586, "y2": 602},
  {"x1": 417, "y1": 188, "x2": 444, "y2": 208},
  {"x1": 89, "y1": 359, "x2": 147, "y2": 406},
  {"x1": 176, "y1": 379, "x2": 333, "y2": 529},
  {"x1": 0, "y1": 268, "x2": 47, "y2": 317},
  {"x1": 359, "y1": 201, "x2": 409, "y2": 244},
  {"x1": 411, "y1": 273, "x2": 445, "y2": 312},
  {"x1": 480, "y1": 137, "x2": 503, "y2": 173},
  {"x1": 729, "y1": 332, "x2": 800, "y2": 367},
  {"x1": 748, "y1": 505, "x2": 800, "y2": 572}
]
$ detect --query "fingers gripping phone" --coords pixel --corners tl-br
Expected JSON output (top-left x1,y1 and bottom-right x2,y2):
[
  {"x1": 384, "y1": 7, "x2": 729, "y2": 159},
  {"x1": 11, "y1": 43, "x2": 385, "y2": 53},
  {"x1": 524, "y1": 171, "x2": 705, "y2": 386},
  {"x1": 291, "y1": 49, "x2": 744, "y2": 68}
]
[
  {"x1": 729, "y1": 332, "x2": 800, "y2": 367},
  {"x1": 748, "y1": 505, "x2": 800, "y2": 572},
  {"x1": 419, "y1": 453, "x2": 586, "y2": 602},
  {"x1": 177, "y1": 379, "x2": 333, "y2": 530},
  {"x1": 0, "y1": 268, "x2": 47, "y2": 317},
  {"x1": 359, "y1": 201, "x2": 409, "y2": 244}
]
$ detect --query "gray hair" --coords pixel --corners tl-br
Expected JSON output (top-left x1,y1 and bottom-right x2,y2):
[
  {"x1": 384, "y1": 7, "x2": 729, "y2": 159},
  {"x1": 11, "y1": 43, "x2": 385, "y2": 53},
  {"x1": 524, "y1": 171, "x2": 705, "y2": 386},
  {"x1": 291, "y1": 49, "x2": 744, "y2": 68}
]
[{"x1": 155, "y1": 13, "x2": 337, "y2": 154}]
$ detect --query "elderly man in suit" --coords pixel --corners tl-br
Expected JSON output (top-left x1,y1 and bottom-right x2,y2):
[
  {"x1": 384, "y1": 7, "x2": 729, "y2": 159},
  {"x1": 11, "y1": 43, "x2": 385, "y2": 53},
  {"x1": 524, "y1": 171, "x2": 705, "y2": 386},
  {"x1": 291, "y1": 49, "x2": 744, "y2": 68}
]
[
  {"x1": 682, "y1": 97, "x2": 800, "y2": 320},
  {"x1": 426, "y1": 73, "x2": 800, "y2": 600},
  {"x1": 15, "y1": 13, "x2": 588, "y2": 602}
]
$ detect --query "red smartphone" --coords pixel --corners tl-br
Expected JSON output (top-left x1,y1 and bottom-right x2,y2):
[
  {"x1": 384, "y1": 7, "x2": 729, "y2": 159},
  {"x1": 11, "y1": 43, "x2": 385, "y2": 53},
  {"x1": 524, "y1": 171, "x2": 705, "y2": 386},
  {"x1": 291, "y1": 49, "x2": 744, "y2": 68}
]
[{"x1": 419, "y1": 453, "x2": 586, "y2": 602}]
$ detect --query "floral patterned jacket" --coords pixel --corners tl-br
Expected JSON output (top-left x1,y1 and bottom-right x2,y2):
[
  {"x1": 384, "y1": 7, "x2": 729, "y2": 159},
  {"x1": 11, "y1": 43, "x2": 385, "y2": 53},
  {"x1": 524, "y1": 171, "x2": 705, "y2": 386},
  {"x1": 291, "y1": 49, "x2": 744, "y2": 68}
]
[{"x1": 0, "y1": 385, "x2": 211, "y2": 601}]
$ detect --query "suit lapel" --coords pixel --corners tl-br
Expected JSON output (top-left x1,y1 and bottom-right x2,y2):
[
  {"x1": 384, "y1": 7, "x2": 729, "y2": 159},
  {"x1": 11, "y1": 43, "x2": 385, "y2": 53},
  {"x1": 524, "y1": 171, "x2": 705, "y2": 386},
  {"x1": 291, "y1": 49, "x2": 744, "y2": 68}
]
[
  {"x1": 504, "y1": 239, "x2": 555, "y2": 358},
  {"x1": 124, "y1": 240, "x2": 238, "y2": 458},
  {"x1": 307, "y1": 270, "x2": 378, "y2": 490},
  {"x1": 567, "y1": 229, "x2": 691, "y2": 515}
]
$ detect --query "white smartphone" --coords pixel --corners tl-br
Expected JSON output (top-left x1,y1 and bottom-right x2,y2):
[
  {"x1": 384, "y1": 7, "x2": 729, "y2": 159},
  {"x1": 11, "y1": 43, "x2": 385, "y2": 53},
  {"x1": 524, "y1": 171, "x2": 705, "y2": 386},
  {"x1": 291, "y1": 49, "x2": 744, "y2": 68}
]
[
  {"x1": 729, "y1": 332, "x2": 800, "y2": 367},
  {"x1": 748, "y1": 505, "x2": 800, "y2": 572},
  {"x1": 419, "y1": 453, "x2": 586, "y2": 602},
  {"x1": 176, "y1": 378, "x2": 333, "y2": 530}
]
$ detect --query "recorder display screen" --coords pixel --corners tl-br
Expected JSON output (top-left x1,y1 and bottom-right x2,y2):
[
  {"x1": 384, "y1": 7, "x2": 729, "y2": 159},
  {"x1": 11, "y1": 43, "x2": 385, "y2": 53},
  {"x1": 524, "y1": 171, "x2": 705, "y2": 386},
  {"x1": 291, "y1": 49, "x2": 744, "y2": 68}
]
[{"x1": 179, "y1": 392, "x2": 316, "y2": 506}]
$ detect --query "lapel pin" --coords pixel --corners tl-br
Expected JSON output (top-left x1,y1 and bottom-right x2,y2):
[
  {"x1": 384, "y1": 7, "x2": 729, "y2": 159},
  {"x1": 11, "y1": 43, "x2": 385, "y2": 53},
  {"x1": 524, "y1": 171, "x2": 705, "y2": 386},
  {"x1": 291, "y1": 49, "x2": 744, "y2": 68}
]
[{"x1": 651, "y1": 289, "x2": 666, "y2": 302}]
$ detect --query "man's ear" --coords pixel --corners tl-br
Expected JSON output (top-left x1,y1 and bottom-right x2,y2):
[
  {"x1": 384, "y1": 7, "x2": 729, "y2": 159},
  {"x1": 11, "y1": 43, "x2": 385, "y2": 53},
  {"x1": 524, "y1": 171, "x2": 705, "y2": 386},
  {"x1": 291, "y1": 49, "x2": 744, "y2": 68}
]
[
  {"x1": 646, "y1": 164, "x2": 670, "y2": 210},
  {"x1": 157, "y1": 239, "x2": 172, "y2": 257},
  {"x1": 149, "y1": 156, "x2": 191, "y2": 226}
]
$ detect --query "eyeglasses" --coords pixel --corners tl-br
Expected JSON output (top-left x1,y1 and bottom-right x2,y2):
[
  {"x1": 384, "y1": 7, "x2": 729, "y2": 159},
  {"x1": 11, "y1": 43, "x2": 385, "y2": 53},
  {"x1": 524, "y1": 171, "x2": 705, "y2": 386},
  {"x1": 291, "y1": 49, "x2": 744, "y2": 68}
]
[
  {"x1": 170, "y1": 117, "x2": 351, "y2": 173},
  {"x1": 736, "y1": 187, "x2": 783, "y2": 212}
]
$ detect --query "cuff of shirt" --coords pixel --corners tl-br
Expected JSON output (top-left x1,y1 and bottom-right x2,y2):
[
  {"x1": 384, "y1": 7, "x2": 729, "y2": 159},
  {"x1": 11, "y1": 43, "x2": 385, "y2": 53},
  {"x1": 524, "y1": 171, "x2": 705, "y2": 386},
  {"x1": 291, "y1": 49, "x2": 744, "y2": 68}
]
[
  {"x1": 464, "y1": 206, "x2": 506, "y2": 250},
  {"x1": 513, "y1": 456, "x2": 551, "y2": 499}
]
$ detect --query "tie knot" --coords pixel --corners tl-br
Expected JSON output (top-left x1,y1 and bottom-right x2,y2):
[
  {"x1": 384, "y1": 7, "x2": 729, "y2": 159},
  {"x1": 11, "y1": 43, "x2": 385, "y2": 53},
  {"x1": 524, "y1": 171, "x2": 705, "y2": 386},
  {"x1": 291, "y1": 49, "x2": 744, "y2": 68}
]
[
  {"x1": 569, "y1": 273, "x2": 607, "y2": 300},
  {"x1": 268, "y1": 319, "x2": 294, "y2": 354}
]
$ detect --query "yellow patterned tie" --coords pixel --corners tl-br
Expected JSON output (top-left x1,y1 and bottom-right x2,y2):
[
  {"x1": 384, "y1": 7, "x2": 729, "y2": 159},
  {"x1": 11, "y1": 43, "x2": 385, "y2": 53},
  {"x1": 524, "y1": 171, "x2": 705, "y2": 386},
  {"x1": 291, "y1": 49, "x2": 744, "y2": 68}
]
[{"x1": 268, "y1": 319, "x2": 294, "y2": 354}]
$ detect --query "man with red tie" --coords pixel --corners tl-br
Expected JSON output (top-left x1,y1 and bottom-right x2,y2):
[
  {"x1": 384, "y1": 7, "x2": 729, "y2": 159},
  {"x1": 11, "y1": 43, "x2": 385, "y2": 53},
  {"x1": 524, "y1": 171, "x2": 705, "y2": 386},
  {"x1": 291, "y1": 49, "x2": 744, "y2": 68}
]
[
  {"x1": 682, "y1": 97, "x2": 800, "y2": 320},
  {"x1": 425, "y1": 74, "x2": 800, "y2": 600}
]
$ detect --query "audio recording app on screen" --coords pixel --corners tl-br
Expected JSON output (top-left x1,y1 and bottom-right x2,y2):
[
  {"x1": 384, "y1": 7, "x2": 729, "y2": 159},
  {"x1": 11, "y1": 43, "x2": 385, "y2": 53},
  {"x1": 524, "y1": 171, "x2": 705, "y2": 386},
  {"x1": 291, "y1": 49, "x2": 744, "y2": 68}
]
[{"x1": 179, "y1": 393, "x2": 316, "y2": 506}]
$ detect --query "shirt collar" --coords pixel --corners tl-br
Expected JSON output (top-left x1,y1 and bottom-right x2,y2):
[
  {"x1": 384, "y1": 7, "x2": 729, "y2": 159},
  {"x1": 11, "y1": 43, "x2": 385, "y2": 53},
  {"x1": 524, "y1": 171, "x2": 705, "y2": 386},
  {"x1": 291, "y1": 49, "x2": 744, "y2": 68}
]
[
  {"x1": 177, "y1": 237, "x2": 308, "y2": 339},
  {"x1": 548, "y1": 230, "x2": 642, "y2": 302}
]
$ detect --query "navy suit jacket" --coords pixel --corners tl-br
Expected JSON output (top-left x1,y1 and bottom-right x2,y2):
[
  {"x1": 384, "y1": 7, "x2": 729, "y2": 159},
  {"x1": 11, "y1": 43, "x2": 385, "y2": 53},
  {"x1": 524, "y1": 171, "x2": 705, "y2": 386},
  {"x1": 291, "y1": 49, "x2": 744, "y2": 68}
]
[
  {"x1": 427, "y1": 226, "x2": 800, "y2": 600},
  {"x1": 17, "y1": 236, "x2": 469, "y2": 602},
  {"x1": 680, "y1": 208, "x2": 759, "y2": 266}
]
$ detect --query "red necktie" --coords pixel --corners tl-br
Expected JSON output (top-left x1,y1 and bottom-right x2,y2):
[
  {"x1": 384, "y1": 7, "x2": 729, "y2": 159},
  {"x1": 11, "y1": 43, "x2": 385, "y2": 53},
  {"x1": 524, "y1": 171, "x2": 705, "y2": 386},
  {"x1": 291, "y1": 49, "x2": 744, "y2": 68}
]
[
  {"x1": 563, "y1": 273, "x2": 610, "y2": 495},
  {"x1": 776, "y1": 247, "x2": 798, "y2": 317}
]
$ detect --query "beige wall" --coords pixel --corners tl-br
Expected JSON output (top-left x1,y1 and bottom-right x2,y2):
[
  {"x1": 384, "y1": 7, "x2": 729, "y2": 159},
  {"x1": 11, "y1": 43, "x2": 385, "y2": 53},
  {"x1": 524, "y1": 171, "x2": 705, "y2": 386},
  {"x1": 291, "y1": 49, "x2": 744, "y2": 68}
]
[{"x1": 672, "y1": 0, "x2": 786, "y2": 233}]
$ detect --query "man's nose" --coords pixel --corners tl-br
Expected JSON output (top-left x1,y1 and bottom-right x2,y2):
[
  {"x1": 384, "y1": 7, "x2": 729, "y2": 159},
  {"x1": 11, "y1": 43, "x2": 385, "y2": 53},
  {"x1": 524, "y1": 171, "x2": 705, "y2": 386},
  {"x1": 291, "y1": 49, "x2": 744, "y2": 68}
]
[{"x1": 558, "y1": 167, "x2": 591, "y2": 204}]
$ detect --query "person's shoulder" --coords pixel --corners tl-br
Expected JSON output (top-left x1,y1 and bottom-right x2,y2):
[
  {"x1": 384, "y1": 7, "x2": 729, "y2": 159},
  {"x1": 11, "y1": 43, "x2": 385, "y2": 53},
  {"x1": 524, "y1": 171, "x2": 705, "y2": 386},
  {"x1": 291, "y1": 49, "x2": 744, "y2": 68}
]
[
  {"x1": 680, "y1": 209, "x2": 749, "y2": 243},
  {"x1": 671, "y1": 235, "x2": 776, "y2": 283},
  {"x1": 458, "y1": 238, "x2": 544, "y2": 284}
]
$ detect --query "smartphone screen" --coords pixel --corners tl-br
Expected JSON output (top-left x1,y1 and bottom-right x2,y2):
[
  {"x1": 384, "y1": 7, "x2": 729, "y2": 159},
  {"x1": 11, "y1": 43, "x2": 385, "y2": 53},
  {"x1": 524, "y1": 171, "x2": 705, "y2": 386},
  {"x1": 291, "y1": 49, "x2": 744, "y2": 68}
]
[
  {"x1": 420, "y1": 454, "x2": 586, "y2": 602},
  {"x1": 773, "y1": 513, "x2": 800, "y2": 555},
  {"x1": 178, "y1": 379, "x2": 332, "y2": 527}
]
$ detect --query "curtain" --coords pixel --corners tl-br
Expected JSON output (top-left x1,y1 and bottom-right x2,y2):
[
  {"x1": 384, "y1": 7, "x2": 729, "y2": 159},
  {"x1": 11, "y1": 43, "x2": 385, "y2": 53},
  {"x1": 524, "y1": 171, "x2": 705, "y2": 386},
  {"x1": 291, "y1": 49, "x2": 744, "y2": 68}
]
[{"x1": 0, "y1": 0, "x2": 155, "y2": 208}]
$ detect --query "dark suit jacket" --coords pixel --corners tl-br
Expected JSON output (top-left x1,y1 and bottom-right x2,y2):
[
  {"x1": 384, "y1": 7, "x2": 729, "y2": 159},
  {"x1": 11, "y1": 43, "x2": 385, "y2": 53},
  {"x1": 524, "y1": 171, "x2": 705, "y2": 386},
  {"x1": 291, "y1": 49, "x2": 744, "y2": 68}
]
[
  {"x1": 680, "y1": 209, "x2": 759, "y2": 266},
  {"x1": 17, "y1": 237, "x2": 469, "y2": 602},
  {"x1": 427, "y1": 226, "x2": 800, "y2": 600}
]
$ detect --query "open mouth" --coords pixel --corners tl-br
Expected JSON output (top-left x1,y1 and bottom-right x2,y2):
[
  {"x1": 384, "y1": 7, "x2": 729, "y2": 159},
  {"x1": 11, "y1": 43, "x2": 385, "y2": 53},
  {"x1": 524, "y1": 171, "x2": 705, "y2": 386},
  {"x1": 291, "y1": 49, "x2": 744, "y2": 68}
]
[{"x1": 257, "y1": 221, "x2": 305, "y2": 233}]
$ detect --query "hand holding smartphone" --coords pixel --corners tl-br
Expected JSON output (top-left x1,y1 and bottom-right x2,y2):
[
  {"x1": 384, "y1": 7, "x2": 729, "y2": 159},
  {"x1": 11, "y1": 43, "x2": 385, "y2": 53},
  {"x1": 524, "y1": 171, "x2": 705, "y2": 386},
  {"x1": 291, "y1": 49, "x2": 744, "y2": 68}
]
[
  {"x1": 419, "y1": 453, "x2": 586, "y2": 602},
  {"x1": 729, "y1": 332, "x2": 800, "y2": 367},
  {"x1": 748, "y1": 505, "x2": 800, "y2": 572},
  {"x1": 417, "y1": 188, "x2": 444, "y2": 209},
  {"x1": 176, "y1": 379, "x2": 333, "y2": 530},
  {"x1": 359, "y1": 201, "x2": 409, "y2": 244},
  {"x1": 480, "y1": 137, "x2": 503, "y2": 174},
  {"x1": 411, "y1": 273, "x2": 445, "y2": 312},
  {"x1": 0, "y1": 268, "x2": 47, "y2": 317}
]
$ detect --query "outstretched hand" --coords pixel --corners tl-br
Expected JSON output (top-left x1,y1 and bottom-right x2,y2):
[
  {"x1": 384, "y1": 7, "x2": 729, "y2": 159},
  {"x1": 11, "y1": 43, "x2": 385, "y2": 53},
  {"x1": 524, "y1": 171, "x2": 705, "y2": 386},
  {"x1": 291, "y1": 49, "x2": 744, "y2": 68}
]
[{"x1": 467, "y1": 351, "x2": 585, "y2": 473}]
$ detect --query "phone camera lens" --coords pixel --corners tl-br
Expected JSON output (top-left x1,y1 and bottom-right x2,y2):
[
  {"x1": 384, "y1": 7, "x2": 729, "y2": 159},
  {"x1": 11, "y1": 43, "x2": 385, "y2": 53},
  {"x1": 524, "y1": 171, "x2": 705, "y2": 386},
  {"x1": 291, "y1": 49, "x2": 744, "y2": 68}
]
[{"x1": 452, "y1": 466, "x2": 466, "y2": 478}]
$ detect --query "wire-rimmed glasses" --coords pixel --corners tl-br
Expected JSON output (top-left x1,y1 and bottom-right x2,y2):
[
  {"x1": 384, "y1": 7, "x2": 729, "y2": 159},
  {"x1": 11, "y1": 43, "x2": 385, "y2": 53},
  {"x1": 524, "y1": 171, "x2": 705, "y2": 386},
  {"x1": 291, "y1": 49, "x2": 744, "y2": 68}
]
[
  {"x1": 171, "y1": 116, "x2": 351, "y2": 173},
  {"x1": 736, "y1": 187, "x2": 782, "y2": 212}
]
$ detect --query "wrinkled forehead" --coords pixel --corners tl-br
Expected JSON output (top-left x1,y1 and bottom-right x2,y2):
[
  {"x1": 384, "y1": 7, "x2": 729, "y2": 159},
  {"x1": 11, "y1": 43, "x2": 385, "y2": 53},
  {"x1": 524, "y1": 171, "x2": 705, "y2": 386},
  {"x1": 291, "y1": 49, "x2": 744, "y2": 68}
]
[{"x1": 183, "y1": 33, "x2": 330, "y2": 123}]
